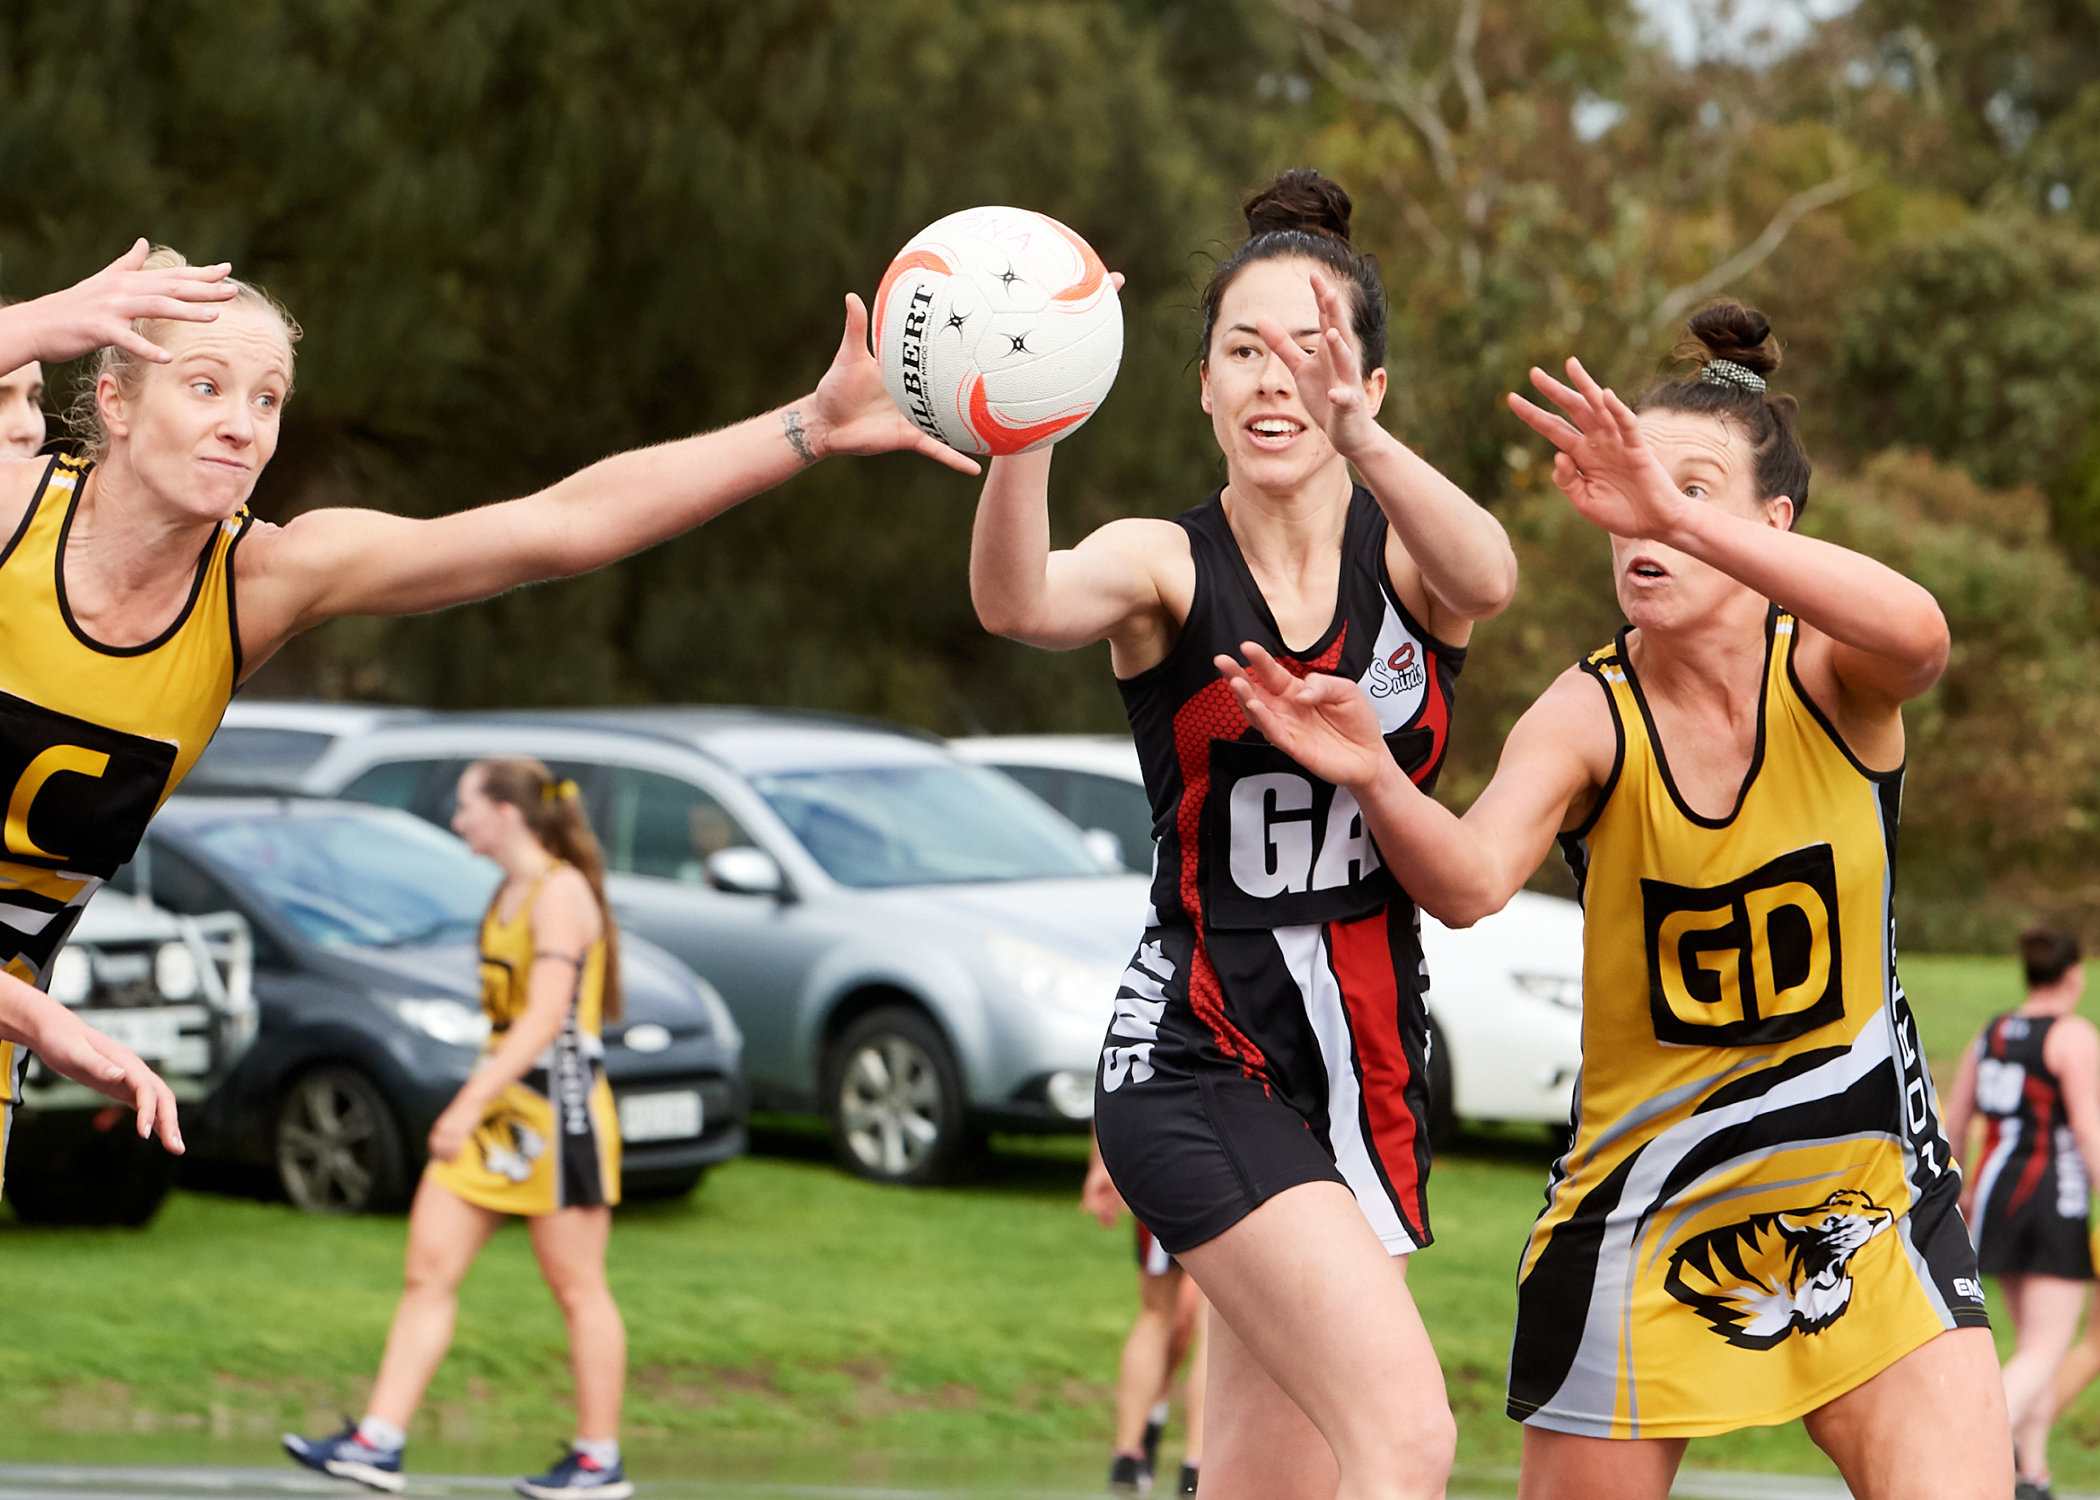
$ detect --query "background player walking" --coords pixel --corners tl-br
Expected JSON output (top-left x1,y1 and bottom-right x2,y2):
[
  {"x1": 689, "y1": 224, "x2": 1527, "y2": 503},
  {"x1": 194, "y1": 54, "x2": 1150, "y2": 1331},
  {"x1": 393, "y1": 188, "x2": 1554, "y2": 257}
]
[
  {"x1": 1947, "y1": 928, "x2": 2100, "y2": 1500},
  {"x1": 285, "y1": 760, "x2": 634, "y2": 1499}
]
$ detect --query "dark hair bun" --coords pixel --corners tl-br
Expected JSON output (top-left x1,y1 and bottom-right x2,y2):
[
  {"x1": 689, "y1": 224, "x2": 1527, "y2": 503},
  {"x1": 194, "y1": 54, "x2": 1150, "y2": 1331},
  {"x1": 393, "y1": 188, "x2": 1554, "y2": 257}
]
[
  {"x1": 1243, "y1": 169, "x2": 1353, "y2": 245},
  {"x1": 1683, "y1": 298, "x2": 1781, "y2": 378}
]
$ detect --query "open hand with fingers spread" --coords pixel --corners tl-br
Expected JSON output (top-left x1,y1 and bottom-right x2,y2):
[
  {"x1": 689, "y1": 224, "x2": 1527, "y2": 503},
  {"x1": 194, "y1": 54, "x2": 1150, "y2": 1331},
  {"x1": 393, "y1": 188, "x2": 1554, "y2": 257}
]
[
  {"x1": 1507, "y1": 358, "x2": 1691, "y2": 543},
  {"x1": 1216, "y1": 643, "x2": 1391, "y2": 792},
  {"x1": 1254, "y1": 268, "x2": 1384, "y2": 459},
  {"x1": 801, "y1": 293, "x2": 984, "y2": 475},
  {"x1": 6, "y1": 238, "x2": 238, "y2": 368}
]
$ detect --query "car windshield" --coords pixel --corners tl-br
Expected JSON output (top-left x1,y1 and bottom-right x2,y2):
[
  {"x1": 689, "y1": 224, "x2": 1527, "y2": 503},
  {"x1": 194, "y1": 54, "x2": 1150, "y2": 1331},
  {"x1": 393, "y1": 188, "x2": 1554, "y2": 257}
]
[
  {"x1": 184, "y1": 809, "x2": 498, "y2": 948},
  {"x1": 751, "y1": 762, "x2": 1106, "y2": 888}
]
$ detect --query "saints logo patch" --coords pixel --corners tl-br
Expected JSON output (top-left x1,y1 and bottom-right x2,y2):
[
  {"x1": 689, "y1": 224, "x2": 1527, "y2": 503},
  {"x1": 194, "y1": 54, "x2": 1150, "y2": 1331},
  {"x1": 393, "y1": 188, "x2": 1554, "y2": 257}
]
[{"x1": 1663, "y1": 1189, "x2": 1894, "y2": 1349}]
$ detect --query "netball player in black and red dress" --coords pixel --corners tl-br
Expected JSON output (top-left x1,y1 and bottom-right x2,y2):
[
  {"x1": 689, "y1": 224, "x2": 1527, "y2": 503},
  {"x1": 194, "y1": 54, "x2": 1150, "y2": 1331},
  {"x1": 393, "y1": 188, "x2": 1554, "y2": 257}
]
[{"x1": 970, "y1": 171, "x2": 1515, "y2": 1500}]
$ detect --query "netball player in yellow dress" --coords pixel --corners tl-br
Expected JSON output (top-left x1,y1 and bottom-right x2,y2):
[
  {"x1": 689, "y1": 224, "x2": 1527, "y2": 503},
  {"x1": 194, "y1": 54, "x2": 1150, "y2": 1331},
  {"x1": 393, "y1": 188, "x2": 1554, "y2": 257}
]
[
  {"x1": 286, "y1": 759, "x2": 632, "y2": 1496},
  {"x1": 1221, "y1": 302, "x2": 2008, "y2": 1499},
  {"x1": 0, "y1": 240, "x2": 972, "y2": 1198}
]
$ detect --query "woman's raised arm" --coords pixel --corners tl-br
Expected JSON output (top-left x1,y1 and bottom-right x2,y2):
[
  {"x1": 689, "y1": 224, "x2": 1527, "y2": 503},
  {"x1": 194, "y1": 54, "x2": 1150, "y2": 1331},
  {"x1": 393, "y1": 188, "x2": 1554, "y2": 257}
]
[
  {"x1": 235, "y1": 294, "x2": 979, "y2": 655},
  {"x1": 1218, "y1": 644, "x2": 1608, "y2": 926},
  {"x1": 1510, "y1": 359, "x2": 1949, "y2": 706}
]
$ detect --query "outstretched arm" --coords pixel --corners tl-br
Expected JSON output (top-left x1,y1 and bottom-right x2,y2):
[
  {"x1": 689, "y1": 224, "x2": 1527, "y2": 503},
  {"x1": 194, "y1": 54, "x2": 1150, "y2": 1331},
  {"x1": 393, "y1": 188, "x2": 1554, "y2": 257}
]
[
  {"x1": 1256, "y1": 271, "x2": 1515, "y2": 636},
  {"x1": 235, "y1": 294, "x2": 981, "y2": 660},
  {"x1": 1217, "y1": 645, "x2": 1607, "y2": 926},
  {"x1": 0, "y1": 240, "x2": 237, "y2": 371},
  {"x1": 1509, "y1": 360, "x2": 1948, "y2": 707},
  {"x1": 0, "y1": 975, "x2": 182, "y2": 1153}
]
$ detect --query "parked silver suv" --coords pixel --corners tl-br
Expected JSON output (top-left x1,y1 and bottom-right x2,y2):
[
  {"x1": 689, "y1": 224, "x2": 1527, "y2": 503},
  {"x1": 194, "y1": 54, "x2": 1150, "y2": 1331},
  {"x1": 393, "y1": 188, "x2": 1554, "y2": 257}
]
[{"x1": 261, "y1": 708, "x2": 1142, "y2": 1184}]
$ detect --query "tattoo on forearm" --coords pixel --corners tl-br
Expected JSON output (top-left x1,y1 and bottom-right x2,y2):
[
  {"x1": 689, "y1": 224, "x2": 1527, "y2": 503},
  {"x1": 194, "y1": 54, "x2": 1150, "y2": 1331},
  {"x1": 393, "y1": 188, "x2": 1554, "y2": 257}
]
[{"x1": 782, "y1": 407, "x2": 816, "y2": 465}]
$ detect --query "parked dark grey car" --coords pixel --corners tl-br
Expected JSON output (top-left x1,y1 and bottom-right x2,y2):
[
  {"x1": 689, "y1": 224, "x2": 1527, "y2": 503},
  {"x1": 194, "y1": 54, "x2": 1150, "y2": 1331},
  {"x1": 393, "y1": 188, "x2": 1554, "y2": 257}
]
[{"x1": 128, "y1": 797, "x2": 747, "y2": 1214}]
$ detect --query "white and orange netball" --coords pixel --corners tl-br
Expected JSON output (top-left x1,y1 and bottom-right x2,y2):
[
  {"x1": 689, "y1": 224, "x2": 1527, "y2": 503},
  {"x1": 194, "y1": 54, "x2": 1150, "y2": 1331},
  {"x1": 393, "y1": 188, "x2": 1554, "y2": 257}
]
[{"x1": 873, "y1": 206, "x2": 1122, "y2": 457}]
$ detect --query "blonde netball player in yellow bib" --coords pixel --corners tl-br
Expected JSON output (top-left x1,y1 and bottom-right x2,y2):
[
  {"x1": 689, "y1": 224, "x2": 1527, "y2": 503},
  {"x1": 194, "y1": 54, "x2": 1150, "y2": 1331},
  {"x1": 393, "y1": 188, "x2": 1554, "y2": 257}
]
[
  {"x1": 1220, "y1": 301, "x2": 2008, "y2": 1500},
  {"x1": 0, "y1": 240, "x2": 973, "y2": 1200}
]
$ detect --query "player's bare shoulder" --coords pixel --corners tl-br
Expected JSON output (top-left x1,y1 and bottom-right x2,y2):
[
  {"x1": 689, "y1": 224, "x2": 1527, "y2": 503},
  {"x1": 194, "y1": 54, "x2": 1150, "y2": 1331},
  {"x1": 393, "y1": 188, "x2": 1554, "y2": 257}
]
[
  {"x1": 1511, "y1": 661, "x2": 1622, "y2": 828},
  {"x1": 1080, "y1": 515, "x2": 1193, "y2": 613}
]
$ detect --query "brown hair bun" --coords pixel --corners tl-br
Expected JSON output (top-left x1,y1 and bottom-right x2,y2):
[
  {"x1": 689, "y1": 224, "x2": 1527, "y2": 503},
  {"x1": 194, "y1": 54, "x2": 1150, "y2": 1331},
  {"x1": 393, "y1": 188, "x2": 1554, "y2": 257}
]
[
  {"x1": 1243, "y1": 168, "x2": 1353, "y2": 245},
  {"x1": 1680, "y1": 297, "x2": 1781, "y2": 379}
]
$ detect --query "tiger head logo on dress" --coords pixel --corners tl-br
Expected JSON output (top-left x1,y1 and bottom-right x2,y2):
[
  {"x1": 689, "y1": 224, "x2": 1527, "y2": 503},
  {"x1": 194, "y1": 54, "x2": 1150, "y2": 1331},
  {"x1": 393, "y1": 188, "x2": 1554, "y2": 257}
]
[{"x1": 1662, "y1": 1190, "x2": 1895, "y2": 1349}]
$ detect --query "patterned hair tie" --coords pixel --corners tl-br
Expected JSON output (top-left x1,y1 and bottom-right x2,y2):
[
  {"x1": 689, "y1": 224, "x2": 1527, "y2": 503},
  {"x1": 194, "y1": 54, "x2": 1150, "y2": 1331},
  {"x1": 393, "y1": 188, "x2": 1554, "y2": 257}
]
[
  {"x1": 541, "y1": 778, "x2": 580, "y2": 805},
  {"x1": 1701, "y1": 358, "x2": 1767, "y2": 394}
]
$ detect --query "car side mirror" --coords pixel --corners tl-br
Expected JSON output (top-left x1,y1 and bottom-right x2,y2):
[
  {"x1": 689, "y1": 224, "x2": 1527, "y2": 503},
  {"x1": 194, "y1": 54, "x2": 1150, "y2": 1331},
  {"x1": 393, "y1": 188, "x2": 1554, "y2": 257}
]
[{"x1": 706, "y1": 846, "x2": 789, "y2": 899}]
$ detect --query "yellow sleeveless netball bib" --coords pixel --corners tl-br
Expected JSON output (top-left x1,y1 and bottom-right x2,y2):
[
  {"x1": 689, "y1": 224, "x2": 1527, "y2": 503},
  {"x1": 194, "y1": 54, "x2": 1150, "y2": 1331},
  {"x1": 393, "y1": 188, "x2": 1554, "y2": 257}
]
[
  {"x1": 0, "y1": 456, "x2": 248, "y2": 1159},
  {"x1": 427, "y1": 863, "x2": 620, "y2": 1215},
  {"x1": 1505, "y1": 608, "x2": 1987, "y2": 1439}
]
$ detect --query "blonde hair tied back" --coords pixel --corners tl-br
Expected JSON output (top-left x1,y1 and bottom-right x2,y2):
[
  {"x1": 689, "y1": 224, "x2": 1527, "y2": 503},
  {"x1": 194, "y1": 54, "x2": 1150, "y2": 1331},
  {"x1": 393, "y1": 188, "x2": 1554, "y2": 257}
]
[{"x1": 64, "y1": 245, "x2": 303, "y2": 462}]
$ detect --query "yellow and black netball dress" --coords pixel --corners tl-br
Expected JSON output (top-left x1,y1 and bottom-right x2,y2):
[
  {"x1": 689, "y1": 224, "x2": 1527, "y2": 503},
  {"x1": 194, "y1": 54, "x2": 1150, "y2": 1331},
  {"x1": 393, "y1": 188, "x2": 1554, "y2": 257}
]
[
  {"x1": 0, "y1": 455, "x2": 249, "y2": 1179},
  {"x1": 428, "y1": 864, "x2": 621, "y2": 1215},
  {"x1": 1507, "y1": 608, "x2": 1987, "y2": 1439}
]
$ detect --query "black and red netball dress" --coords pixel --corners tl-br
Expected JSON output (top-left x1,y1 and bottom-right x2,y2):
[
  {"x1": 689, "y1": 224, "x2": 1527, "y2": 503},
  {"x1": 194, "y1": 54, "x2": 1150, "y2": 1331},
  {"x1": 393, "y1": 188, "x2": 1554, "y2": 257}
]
[
  {"x1": 1972, "y1": 1013, "x2": 2096, "y2": 1281},
  {"x1": 1094, "y1": 484, "x2": 1463, "y2": 1255}
]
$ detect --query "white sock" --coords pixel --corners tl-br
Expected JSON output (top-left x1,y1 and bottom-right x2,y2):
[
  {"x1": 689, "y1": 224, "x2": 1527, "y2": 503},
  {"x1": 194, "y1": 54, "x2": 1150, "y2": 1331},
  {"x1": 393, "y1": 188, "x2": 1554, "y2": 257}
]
[
  {"x1": 1148, "y1": 1400, "x2": 1170, "y2": 1426},
  {"x1": 355, "y1": 1415, "x2": 405, "y2": 1454},
  {"x1": 573, "y1": 1436, "x2": 620, "y2": 1468}
]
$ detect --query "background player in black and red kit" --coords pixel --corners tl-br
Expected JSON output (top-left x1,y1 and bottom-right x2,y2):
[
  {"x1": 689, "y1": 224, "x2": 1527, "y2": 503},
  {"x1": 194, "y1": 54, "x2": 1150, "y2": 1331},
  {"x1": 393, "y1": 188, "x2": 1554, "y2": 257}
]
[
  {"x1": 971, "y1": 170, "x2": 1516, "y2": 1500},
  {"x1": 1947, "y1": 928, "x2": 2100, "y2": 1500}
]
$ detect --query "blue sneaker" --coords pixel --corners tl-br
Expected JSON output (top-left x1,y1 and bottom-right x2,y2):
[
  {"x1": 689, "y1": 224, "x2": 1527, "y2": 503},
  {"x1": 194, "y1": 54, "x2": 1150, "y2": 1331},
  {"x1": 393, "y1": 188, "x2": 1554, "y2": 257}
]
[
  {"x1": 514, "y1": 1447, "x2": 634, "y2": 1500},
  {"x1": 282, "y1": 1420, "x2": 406, "y2": 1493}
]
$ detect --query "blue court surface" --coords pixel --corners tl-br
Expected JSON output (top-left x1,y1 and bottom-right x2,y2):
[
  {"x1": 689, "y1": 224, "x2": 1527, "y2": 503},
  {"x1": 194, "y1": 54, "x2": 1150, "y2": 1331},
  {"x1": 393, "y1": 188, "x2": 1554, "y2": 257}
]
[{"x1": 0, "y1": 1462, "x2": 2041, "y2": 1500}]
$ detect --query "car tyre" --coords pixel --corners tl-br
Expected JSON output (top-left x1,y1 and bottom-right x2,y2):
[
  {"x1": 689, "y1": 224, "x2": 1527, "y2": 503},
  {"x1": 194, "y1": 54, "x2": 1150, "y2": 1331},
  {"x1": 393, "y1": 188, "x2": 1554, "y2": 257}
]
[
  {"x1": 7, "y1": 1113, "x2": 175, "y2": 1227},
  {"x1": 824, "y1": 1006, "x2": 977, "y2": 1186},
  {"x1": 276, "y1": 1066, "x2": 409, "y2": 1215},
  {"x1": 1425, "y1": 1015, "x2": 1458, "y2": 1153}
]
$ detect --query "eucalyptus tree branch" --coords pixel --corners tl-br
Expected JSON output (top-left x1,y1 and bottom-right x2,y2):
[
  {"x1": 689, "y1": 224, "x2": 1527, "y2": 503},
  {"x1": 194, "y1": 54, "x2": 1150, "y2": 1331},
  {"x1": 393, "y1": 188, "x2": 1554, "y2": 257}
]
[
  {"x1": 1452, "y1": 0, "x2": 1488, "y2": 134},
  {"x1": 1276, "y1": 0, "x2": 1460, "y2": 188},
  {"x1": 1643, "y1": 170, "x2": 1865, "y2": 340}
]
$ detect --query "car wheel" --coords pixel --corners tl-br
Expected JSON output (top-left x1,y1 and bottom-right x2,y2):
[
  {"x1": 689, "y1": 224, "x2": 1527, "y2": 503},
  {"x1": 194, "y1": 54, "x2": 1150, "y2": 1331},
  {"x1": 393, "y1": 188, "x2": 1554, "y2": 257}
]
[
  {"x1": 7, "y1": 1113, "x2": 174, "y2": 1227},
  {"x1": 276, "y1": 1066, "x2": 408, "y2": 1215},
  {"x1": 825, "y1": 1007, "x2": 977, "y2": 1186},
  {"x1": 1425, "y1": 1015, "x2": 1457, "y2": 1153},
  {"x1": 621, "y1": 1167, "x2": 707, "y2": 1202}
]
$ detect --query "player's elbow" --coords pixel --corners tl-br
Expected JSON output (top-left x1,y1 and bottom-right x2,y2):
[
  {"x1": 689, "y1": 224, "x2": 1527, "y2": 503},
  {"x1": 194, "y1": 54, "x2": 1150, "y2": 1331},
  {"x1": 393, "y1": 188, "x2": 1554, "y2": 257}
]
[{"x1": 971, "y1": 579, "x2": 1044, "y2": 643}]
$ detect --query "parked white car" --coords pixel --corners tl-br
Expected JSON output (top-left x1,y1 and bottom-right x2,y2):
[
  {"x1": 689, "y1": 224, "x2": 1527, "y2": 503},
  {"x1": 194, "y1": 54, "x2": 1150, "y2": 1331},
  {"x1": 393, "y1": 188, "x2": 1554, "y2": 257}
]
[{"x1": 951, "y1": 734, "x2": 1586, "y2": 1145}]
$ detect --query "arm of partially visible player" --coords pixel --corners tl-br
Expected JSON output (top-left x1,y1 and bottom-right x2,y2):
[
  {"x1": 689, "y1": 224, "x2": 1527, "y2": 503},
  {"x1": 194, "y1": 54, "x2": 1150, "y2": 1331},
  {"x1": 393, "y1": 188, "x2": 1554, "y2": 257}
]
[
  {"x1": 1217, "y1": 648, "x2": 1608, "y2": 927},
  {"x1": 1944, "y1": 1039, "x2": 1980, "y2": 1214},
  {"x1": 2047, "y1": 1017, "x2": 2100, "y2": 1207},
  {"x1": 234, "y1": 295, "x2": 980, "y2": 659},
  {"x1": 0, "y1": 973, "x2": 182, "y2": 1152},
  {"x1": 425, "y1": 872, "x2": 599, "y2": 1164},
  {"x1": 1081, "y1": 1128, "x2": 1126, "y2": 1228},
  {"x1": 969, "y1": 446, "x2": 1187, "y2": 652},
  {"x1": 0, "y1": 240, "x2": 237, "y2": 372}
]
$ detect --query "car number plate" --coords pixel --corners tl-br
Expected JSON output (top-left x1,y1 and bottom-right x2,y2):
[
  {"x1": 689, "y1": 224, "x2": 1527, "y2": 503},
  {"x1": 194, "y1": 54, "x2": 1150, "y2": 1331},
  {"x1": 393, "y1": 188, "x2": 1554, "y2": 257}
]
[
  {"x1": 619, "y1": 1090, "x2": 703, "y2": 1142},
  {"x1": 86, "y1": 1008, "x2": 197, "y2": 1063}
]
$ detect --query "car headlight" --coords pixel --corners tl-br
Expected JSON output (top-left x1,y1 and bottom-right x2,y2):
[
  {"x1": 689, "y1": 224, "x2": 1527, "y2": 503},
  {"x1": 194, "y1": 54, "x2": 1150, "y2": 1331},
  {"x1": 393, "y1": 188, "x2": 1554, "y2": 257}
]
[
  {"x1": 49, "y1": 947, "x2": 92, "y2": 1005},
  {"x1": 1515, "y1": 972, "x2": 1583, "y2": 1010},
  {"x1": 985, "y1": 933, "x2": 1121, "y2": 1019},
  {"x1": 389, "y1": 998, "x2": 491, "y2": 1048},
  {"x1": 155, "y1": 941, "x2": 201, "y2": 1000}
]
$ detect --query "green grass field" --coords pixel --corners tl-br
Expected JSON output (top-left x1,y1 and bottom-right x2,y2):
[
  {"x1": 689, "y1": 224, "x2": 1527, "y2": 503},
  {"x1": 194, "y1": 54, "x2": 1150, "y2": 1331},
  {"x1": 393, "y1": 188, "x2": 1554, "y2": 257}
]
[{"x1": 0, "y1": 952, "x2": 2073, "y2": 1489}]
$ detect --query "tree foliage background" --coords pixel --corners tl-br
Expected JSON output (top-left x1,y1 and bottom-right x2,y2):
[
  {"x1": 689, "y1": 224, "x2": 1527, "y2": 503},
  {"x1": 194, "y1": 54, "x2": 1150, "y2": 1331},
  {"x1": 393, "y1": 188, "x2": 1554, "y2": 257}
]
[{"x1": 5, "y1": 0, "x2": 2100, "y2": 948}]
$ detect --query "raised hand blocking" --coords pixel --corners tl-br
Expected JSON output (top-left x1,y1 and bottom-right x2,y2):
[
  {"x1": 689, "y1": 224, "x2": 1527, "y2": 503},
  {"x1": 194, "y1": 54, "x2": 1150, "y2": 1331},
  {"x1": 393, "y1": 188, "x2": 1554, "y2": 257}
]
[
  {"x1": 1252, "y1": 268, "x2": 1383, "y2": 456},
  {"x1": 1506, "y1": 357, "x2": 1692, "y2": 544},
  {"x1": 809, "y1": 292, "x2": 983, "y2": 476},
  {"x1": 1214, "y1": 642, "x2": 1392, "y2": 792},
  {"x1": 12, "y1": 238, "x2": 239, "y2": 367}
]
